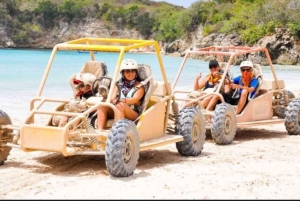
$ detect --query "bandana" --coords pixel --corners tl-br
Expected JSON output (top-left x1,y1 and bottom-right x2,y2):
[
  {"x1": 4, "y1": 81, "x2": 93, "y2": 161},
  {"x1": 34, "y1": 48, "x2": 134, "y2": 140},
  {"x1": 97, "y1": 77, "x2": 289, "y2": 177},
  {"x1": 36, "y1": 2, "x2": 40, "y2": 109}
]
[
  {"x1": 242, "y1": 71, "x2": 254, "y2": 87},
  {"x1": 208, "y1": 73, "x2": 222, "y2": 86},
  {"x1": 121, "y1": 78, "x2": 136, "y2": 96}
]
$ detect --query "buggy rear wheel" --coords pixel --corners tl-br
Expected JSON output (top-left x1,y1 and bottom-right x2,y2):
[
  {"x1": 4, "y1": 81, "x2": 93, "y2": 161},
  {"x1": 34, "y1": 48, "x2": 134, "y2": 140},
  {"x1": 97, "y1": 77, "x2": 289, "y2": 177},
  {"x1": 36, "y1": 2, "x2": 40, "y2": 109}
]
[
  {"x1": 0, "y1": 110, "x2": 13, "y2": 165},
  {"x1": 175, "y1": 107, "x2": 206, "y2": 156},
  {"x1": 105, "y1": 118, "x2": 139, "y2": 177},
  {"x1": 211, "y1": 103, "x2": 237, "y2": 145},
  {"x1": 285, "y1": 99, "x2": 300, "y2": 135},
  {"x1": 280, "y1": 90, "x2": 295, "y2": 105}
]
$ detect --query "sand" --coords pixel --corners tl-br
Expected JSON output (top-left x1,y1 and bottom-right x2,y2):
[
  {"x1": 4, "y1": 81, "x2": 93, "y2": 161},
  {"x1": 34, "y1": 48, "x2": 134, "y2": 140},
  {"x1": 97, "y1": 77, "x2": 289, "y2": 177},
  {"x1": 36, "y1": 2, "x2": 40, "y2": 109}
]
[{"x1": 1, "y1": 122, "x2": 300, "y2": 199}]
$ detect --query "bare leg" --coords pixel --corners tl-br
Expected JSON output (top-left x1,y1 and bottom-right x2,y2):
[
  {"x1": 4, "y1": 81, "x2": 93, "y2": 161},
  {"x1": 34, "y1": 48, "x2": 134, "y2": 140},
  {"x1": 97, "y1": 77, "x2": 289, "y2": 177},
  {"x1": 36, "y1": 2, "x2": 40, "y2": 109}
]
[
  {"x1": 58, "y1": 116, "x2": 69, "y2": 127},
  {"x1": 115, "y1": 102, "x2": 139, "y2": 121},
  {"x1": 97, "y1": 106, "x2": 109, "y2": 130},
  {"x1": 206, "y1": 95, "x2": 220, "y2": 111},
  {"x1": 236, "y1": 89, "x2": 248, "y2": 114},
  {"x1": 200, "y1": 96, "x2": 213, "y2": 108}
]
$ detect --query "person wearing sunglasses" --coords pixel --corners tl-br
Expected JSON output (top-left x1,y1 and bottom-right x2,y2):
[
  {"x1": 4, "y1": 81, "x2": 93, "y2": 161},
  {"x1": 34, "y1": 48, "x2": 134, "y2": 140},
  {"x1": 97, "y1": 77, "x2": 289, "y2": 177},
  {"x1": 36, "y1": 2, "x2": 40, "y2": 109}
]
[
  {"x1": 55, "y1": 72, "x2": 96, "y2": 127},
  {"x1": 192, "y1": 60, "x2": 225, "y2": 109},
  {"x1": 229, "y1": 60, "x2": 259, "y2": 114},
  {"x1": 72, "y1": 73, "x2": 96, "y2": 100},
  {"x1": 194, "y1": 60, "x2": 221, "y2": 91},
  {"x1": 97, "y1": 59, "x2": 145, "y2": 130}
]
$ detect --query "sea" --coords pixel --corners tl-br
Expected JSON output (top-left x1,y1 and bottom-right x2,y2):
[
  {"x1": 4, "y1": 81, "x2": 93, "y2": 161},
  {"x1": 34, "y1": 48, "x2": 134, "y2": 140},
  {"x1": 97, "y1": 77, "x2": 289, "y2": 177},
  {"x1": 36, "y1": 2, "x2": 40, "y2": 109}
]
[{"x1": 1, "y1": 48, "x2": 300, "y2": 124}]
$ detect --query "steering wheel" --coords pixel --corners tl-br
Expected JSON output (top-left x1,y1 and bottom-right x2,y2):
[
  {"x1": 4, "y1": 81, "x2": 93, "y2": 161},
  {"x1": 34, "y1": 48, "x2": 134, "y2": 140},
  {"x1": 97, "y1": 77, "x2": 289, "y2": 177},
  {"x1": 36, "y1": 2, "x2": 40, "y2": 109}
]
[
  {"x1": 114, "y1": 80, "x2": 123, "y2": 105},
  {"x1": 91, "y1": 76, "x2": 112, "y2": 98}
]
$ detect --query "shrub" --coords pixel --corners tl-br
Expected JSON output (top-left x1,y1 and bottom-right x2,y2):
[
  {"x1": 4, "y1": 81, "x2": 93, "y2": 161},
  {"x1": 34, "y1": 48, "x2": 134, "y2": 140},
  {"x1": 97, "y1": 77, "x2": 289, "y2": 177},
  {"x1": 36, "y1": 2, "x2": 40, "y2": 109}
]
[{"x1": 12, "y1": 31, "x2": 28, "y2": 44}]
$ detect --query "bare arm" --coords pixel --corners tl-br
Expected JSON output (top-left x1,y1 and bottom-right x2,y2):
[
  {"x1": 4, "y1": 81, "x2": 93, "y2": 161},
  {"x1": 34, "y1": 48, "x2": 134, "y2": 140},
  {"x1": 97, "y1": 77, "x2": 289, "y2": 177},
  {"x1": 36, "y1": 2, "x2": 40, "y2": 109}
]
[
  {"x1": 125, "y1": 88, "x2": 144, "y2": 105},
  {"x1": 110, "y1": 86, "x2": 119, "y2": 103},
  {"x1": 194, "y1": 73, "x2": 207, "y2": 91},
  {"x1": 194, "y1": 73, "x2": 201, "y2": 90},
  {"x1": 230, "y1": 83, "x2": 255, "y2": 93}
]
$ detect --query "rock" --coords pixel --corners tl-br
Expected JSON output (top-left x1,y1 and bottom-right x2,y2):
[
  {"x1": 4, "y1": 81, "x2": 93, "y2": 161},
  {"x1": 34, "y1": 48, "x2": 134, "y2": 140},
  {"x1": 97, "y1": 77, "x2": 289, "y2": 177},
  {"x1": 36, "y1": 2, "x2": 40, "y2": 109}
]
[
  {"x1": 1, "y1": 16, "x2": 300, "y2": 65},
  {"x1": 177, "y1": 27, "x2": 300, "y2": 65},
  {"x1": 165, "y1": 40, "x2": 182, "y2": 53},
  {"x1": 5, "y1": 40, "x2": 16, "y2": 47}
]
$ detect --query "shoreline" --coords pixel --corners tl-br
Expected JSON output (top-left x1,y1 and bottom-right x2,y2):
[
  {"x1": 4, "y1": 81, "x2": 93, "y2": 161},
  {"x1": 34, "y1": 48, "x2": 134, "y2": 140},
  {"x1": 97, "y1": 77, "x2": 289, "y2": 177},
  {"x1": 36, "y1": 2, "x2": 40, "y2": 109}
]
[{"x1": 1, "y1": 47, "x2": 300, "y2": 67}]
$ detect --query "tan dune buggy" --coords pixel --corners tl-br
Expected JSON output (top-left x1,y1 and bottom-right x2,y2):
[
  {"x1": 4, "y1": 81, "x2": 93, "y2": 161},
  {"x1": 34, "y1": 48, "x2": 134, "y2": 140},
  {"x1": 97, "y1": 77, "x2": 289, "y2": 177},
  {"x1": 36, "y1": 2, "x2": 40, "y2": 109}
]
[
  {"x1": 171, "y1": 46, "x2": 300, "y2": 145},
  {"x1": 0, "y1": 38, "x2": 205, "y2": 177}
]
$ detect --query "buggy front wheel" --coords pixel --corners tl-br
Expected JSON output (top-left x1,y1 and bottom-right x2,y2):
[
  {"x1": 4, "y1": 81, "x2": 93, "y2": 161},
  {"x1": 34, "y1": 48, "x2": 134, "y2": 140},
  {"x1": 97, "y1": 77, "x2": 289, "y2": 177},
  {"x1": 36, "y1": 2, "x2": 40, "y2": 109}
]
[
  {"x1": 211, "y1": 103, "x2": 237, "y2": 145},
  {"x1": 175, "y1": 107, "x2": 206, "y2": 156},
  {"x1": 105, "y1": 118, "x2": 139, "y2": 177}
]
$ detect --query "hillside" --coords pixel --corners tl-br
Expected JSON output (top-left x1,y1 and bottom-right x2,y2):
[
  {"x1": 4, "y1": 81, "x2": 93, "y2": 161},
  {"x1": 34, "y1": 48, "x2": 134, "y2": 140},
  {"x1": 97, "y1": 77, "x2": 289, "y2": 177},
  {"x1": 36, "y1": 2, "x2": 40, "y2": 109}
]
[{"x1": 1, "y1": 0, "x2": 300, "y2": 65}]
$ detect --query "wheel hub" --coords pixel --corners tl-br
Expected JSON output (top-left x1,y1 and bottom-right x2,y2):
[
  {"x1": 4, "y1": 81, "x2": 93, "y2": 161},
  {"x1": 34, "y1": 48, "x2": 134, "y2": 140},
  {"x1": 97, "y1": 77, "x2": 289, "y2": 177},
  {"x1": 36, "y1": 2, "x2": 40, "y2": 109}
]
[
  {"x1": 124, "y1": 135, "x2": 133, "y2": 164},
  {"x1": 224, "y1": 115, "x2": 232, "y2": 135},
  {"x1": 192, "y1": 122, "x2": 199, "y2": 143}
]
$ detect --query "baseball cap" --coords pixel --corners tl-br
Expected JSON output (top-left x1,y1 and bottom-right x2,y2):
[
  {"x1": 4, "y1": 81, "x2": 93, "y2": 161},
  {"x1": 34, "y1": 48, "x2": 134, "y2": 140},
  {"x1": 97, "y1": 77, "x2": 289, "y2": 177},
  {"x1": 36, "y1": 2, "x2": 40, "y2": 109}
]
[{"x1": 209, "y1": 60, "x2": 219, "y2": 66}]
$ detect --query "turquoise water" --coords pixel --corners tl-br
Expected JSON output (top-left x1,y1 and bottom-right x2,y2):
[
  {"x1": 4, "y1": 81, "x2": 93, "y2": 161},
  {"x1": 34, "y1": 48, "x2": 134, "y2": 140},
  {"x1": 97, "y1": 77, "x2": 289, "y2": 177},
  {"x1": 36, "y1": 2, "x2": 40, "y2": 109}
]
[{"x1": 1, "y1": 49, "x2": 300, "y2": 123}]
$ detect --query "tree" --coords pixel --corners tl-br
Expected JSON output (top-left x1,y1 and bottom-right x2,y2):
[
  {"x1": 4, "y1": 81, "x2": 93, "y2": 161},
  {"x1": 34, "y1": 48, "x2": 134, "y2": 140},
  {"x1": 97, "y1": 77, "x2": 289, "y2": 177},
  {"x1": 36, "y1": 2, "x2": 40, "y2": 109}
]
[
  {"x1": 59, "y1": 0, "x2": 84, "y2": 22},
  {"x1": 156, "y1": 12, "x2": 181, "y2": 42},
  {"x1": 5, "y1": 0, "x2": 18, "y2": 16},
  {"x1": 35, "y1": 0, "x2": 58, "y2": 28},
  {"x1": 136, "y1": 12, "x2": 154, "y2": 38}
]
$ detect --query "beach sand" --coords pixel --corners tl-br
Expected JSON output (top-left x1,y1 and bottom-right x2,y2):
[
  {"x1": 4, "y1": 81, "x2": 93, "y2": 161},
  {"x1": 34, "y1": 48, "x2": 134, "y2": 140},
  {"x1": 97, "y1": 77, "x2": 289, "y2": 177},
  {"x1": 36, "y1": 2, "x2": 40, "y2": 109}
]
[{"x1": 1, "y1": 122, "x2": 300, "y2": 199}]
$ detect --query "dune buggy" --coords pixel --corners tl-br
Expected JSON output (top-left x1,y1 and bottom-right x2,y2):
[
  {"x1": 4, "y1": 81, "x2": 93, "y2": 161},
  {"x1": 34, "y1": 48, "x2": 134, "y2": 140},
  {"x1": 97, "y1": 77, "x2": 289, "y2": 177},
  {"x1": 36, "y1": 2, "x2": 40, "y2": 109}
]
[
  {"x1": 0, "y1": 38, "x2": 205, "y2": 177},
  {"x1": 171, "y1": 46, "x2": 300, "y2": 145}
]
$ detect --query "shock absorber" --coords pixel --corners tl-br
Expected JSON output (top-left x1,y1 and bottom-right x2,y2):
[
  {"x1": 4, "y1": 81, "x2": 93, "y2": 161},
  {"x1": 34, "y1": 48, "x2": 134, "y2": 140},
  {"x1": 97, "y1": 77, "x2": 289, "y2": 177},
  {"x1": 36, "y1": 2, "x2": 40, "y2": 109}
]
[
  {"x1": 172, "y1": 100, "x2": 179, "y2": 120},
  {"x1": 284, "y1": 91, "x2": 290, "y2": 106},
  {"x1": 83, "y1": 117, "x2": 100, "y2": 150}
]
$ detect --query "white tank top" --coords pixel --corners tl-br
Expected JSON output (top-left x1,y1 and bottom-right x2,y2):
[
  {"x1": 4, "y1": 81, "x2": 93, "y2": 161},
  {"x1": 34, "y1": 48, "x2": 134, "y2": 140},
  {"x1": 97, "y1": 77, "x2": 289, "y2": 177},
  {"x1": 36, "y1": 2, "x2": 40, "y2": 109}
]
[{"x1": 120, "y1": 87, "x2": 135, "y2": 99}]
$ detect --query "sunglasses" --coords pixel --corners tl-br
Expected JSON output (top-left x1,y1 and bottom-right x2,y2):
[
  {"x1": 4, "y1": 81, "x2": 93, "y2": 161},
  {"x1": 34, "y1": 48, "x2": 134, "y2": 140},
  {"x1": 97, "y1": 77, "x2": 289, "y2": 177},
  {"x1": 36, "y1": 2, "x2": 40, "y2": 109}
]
[
  {"x1": 124, "y1": 69, "x2": 136, "y2": 73},
  {"x1": 241, "y1": 68, "x2": 251, "y2": 72},
  {"x1": 76, "y1": 83, "x2": 85, "y2": 89},
  {"x1": 73, "y1": 79, "x2": 83, "y2": 85},
  {"x1": 209, "y1": 65, "x2": 218, "y2": 69}
]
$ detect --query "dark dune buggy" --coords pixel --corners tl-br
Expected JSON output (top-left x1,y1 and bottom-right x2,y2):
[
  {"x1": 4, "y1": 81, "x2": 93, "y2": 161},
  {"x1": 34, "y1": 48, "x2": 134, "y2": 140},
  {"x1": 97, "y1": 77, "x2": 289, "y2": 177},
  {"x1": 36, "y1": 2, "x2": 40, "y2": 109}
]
[
  {"x1": 171, "y1": 46, "x2": 300, "y2": 145},
  {"x1": 0, "y1": 38, "x2": 205, "y2": 177}
]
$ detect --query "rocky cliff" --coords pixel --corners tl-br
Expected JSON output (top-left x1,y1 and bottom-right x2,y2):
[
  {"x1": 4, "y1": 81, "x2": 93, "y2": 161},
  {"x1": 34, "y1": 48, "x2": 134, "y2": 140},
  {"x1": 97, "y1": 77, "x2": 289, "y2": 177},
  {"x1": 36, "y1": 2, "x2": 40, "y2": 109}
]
[
  {"x1": 1, "y1": 18, "x2": 299, "y2": 65},
  {"x1": 166, "y1": 26, "x2": 300, "y2": 66}
]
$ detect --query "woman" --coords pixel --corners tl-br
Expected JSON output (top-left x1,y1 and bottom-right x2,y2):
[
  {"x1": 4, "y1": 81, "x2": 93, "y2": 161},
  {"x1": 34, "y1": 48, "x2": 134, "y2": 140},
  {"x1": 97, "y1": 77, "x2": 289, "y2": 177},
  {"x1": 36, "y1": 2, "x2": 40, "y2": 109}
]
[
  {"x1": 193, "y1": 60, "x2": 227, "y2": 109},
  {"x1": 194, "y1": 60, "x2": 222, "y2": 91},
  {"x1": 97, "y1": 59, "x2": 145, "y2": 130}
]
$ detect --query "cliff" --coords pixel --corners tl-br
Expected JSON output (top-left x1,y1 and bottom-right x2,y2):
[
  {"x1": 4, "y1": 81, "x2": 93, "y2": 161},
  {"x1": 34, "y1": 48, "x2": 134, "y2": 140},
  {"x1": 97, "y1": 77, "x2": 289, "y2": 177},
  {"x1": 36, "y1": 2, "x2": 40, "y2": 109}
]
[
  {"x1": 1, "y1": 18, "x2": 299, "y2": 65},
  {"x1": 166, "y1": 26, "x2": 300, "y2": 66}
]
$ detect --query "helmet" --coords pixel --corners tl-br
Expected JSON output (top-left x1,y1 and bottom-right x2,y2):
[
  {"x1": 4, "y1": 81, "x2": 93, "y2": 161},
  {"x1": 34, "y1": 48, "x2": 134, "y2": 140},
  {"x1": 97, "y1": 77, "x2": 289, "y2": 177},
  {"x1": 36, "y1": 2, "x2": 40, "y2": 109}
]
[
  {"x1": 240, "y1": 60, "x2": 253, "y2": 69},
  {"x1": 74, "y1": 73, "x2": 96, "y2": 87},
  {"x1": 120, "y1": 59, "x2": 138, "y2": 71}
]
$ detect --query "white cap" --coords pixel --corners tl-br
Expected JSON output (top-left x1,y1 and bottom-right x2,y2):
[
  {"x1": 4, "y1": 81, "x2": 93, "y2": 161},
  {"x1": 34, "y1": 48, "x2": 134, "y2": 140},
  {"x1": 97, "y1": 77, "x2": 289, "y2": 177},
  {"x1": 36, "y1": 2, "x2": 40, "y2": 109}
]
[
  {"x1": 120, "y1": 59, "x2": 138, "y2": 71},
  {"x1": 240, "y1": 60, "x2": 253, "y2": 69}
]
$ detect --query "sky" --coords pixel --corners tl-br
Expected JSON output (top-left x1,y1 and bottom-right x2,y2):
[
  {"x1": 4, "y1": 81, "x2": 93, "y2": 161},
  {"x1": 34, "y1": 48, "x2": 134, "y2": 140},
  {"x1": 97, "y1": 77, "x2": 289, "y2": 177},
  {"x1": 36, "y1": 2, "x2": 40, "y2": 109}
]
[{"x1": 153, "y1": 0, "x2": 200, "y2": 8}]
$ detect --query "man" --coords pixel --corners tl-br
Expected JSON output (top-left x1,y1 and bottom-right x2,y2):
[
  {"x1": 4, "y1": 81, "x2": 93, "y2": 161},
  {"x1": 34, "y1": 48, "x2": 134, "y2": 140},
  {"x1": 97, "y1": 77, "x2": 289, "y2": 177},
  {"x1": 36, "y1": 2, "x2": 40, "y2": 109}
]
[{"x1": 230, "y1": 60, "x2": 259, "y2": 114}]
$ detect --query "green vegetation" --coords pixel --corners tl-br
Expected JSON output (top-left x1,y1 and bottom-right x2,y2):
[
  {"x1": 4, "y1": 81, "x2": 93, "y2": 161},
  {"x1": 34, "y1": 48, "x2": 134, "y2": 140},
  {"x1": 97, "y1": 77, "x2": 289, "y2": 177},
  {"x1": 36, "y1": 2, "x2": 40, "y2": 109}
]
[{"x1": 0, "y1": 0, "x2": 300, "y2": 45}]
